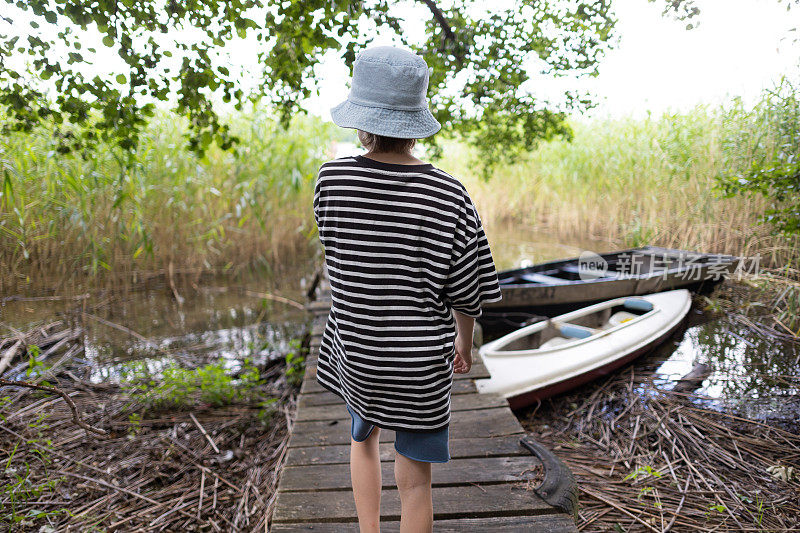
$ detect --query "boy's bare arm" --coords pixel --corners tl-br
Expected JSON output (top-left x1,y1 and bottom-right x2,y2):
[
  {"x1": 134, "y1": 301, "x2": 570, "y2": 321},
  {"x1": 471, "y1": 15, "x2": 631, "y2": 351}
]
[{"x1": 453, "y1": 309, "x2": 475, "y2": 373}]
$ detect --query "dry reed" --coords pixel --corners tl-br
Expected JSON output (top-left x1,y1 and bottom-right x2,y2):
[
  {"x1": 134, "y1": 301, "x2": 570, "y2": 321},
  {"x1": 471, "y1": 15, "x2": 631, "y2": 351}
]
[
  {"x1": 519, "y1": 298, "x2": 800, "y2": 533},
  {"x1": 442, "y1": 108, "x2": 799, "y2": 270},
  {"x1": 0, "y1": 318, "x2": 303, "y2": 531}
]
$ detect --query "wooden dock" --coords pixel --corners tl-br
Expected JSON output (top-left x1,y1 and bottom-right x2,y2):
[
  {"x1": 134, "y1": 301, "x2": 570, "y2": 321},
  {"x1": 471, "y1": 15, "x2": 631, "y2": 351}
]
[{"x1": 270, "y1": 294, "x2": 578, "y2": 532}]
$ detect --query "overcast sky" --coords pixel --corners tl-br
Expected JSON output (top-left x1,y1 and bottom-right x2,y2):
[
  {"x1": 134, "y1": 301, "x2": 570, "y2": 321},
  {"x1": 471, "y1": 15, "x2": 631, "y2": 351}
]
[{"x1": 305, "y1": 0, "x2": 800, "y2": 119}]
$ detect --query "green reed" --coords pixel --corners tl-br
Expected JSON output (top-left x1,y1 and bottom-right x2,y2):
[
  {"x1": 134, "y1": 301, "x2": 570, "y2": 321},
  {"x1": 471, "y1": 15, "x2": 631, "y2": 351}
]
[
  {"x1": 0, "y1": 109, "x2": 335, "y2": 294},
  {"x1": 2, "y1": 83, "x2": 798, "y2": 295},
  {"x1": 442, "y1": 84, "x2": 799, "y2": 271}
]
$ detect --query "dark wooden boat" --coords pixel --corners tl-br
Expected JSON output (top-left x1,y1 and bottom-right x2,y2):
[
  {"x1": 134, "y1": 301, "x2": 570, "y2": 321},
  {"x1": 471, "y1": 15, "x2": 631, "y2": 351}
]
[{"x1": 480, "y1": 246, "x2": 739, "y2": 333}]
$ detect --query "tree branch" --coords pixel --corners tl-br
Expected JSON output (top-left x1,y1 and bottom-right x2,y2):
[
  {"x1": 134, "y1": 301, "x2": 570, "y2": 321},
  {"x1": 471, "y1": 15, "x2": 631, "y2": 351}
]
[
  {"x1": 0, "y1": 377, "x2": 108, "y2": 436},
  {"x1": 418, "y1": 0, "x2": 456, "y2": 44}
]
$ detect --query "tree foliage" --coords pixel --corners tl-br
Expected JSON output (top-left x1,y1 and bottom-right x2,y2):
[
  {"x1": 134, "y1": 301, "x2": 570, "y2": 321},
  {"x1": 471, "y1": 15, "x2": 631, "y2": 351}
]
[
  {"x1": 1, "y1": 1, "x2": 616, "y2": 176},
  {"x1": 717, "y1": 78, "x2": 800, "y2": 237},
  {"x1": 651, "y1": 0, "x2": 799, "y2": 30},
  {"x1": 657, "y1": 0, "x2": 799, "y2": 236}
]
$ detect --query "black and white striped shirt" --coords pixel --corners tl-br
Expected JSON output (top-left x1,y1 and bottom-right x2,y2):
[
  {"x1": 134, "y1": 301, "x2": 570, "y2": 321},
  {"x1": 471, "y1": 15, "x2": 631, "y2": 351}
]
[{"x1": 313, "y1": 155, "x2": 502, "y2": 431}]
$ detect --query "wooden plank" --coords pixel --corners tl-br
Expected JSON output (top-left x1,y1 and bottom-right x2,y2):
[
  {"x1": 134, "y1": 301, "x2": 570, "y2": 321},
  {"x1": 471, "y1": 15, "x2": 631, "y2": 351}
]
[
  {"x1": 299, "y1": 375, "x2": 327, "y2": 395},
  {"x1": 283, "y1": 435, "x2": 530, "y2": 466},
  {"x1": 274, "y1": 286, "x2": 579, "y2": 530},
  {"x1": 296, "y1": 393, "x2": 507, "y2": 421},
  {"x1": 272, "y1": 514, "x2": 578, "y2": 532},
  {"x1": 287, "y1": 408, "x2": 523, "y2": 448},
  {"x1": 302, "y1": 351, "x2": 488, "y2": 373},
  {"x1": 299, "y1": 371, "x2": 485, "y2": 395},
  {"x1": 299, "y1": 379, "x2": 478, "y2": 406},
  {"x1": 302, "y1": 361, "x2": 490, "y2": 383},
  {"x1": 278, "y1": 456, "x2": 541, "y2": 491},
  {"x1": 272, "y1": 484, "x2": 553, "y2": 523}
]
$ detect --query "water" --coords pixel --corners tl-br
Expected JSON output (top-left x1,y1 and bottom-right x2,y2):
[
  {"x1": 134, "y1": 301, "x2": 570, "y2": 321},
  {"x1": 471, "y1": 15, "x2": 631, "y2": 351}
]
[
  {"x1": 652, "y1": 310, "x2": 799, "y2": 428},
  {"x1": 2, "y1": 228, "x2": 797, "y2": 425},
  {"x1": 485, "y1": 224, "x2": 800, "y2": 426},
  {"x1": 0, "y1": 272, "x2": 311, "y2": 383},
  {"x1": 487, "y1": 219, "x2": 618, "y2": 269}
]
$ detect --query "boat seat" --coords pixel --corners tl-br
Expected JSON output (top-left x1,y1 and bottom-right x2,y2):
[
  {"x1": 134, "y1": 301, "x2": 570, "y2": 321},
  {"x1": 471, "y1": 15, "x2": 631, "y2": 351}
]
[
  {"x1": 518, "y1": 273, "x2": 572, "y2": 285},
  {"x1": 622, "y1": 298, "x2": 654, "y2": 312},
  {"x1": 539, "y1": 336, "x2": 571, "y2": 349},
  {"x1": 557, "y1": 323, "x2": 597, "y2": 339},
  {"x1": 608, "y1": 311, "x2": 638, "y2": 326}
]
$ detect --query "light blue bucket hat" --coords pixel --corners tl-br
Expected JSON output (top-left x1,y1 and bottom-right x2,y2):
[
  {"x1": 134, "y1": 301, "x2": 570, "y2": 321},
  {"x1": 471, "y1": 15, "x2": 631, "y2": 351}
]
[{"x1": 330, "y1": 46, "x2": 441, "y2": 139}]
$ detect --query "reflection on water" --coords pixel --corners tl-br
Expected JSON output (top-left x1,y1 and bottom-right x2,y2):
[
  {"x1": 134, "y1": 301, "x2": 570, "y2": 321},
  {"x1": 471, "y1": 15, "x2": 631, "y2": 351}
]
[
  {"x1": 653, "y1": 313, "x2": 799, "y2": 426},
  {"x1": 0, "y1": 273, "x2": 311, "y2": 382},
  {"x1": 2, "y1": 229, "x2": 798, "y2": 426},
  {"x1": 482, "y1": 227, "x2": 799, "y2": 425},
  {"x1": 486, "y1": 220, "x2": 619, "y2": 270}
]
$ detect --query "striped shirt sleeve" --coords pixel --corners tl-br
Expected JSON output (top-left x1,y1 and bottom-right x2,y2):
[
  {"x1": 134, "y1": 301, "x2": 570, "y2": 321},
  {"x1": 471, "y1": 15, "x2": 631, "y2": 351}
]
[{"x1": 443, "y1": 190, "x2": 503, "y2": 318}]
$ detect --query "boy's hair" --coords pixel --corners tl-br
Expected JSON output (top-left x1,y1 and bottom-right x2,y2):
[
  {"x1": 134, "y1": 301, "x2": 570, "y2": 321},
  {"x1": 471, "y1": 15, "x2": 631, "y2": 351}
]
[{"x1": 357, "y1": 130, "x2": 416, "y2": 154}]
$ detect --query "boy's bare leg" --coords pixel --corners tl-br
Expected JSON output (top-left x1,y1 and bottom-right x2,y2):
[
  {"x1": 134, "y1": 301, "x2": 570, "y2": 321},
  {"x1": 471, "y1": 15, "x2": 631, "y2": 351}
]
[
  {"x1": 394, "y1": 450, "x2": 433, "y2": 533},
  {"x1": 350, "y1": 427, "x2": 382, "y2": 532}
]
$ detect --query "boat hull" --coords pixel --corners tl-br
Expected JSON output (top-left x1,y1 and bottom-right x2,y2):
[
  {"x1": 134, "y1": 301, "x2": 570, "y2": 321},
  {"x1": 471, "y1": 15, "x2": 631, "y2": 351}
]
[
  {"x1": 503, "y1": 316, "x2": 686, "y2": 409},
  {"x1": 485, "y1": 245, "x2": 738, "y2": 313},
  {"x1": 475, "y1": 290, "x2": 693, "y2": 408}
]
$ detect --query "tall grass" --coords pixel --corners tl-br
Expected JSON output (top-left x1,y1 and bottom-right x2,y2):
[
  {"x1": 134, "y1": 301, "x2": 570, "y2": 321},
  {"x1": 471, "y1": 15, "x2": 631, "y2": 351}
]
[
  {"x1": 2, "y1": 86, "x2": 798, "y2": 296},
  {"x1": 0, "y1": 110, "x2": 335, "y2": 294},
  {"x1": 443, "y1": 94, "x2": 799, "y2": 271}
]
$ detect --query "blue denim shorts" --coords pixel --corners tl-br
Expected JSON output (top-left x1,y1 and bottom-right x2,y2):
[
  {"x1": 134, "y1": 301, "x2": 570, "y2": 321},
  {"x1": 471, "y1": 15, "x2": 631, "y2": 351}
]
[{"x1": 345, "y1": 403, "x2": 450, "y2": 463}]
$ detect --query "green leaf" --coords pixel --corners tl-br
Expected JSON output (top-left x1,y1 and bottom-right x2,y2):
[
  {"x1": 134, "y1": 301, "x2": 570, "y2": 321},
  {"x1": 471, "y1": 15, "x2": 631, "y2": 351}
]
[{"x1": 0, "y1": 0, "x2": 618, "y2": 172}]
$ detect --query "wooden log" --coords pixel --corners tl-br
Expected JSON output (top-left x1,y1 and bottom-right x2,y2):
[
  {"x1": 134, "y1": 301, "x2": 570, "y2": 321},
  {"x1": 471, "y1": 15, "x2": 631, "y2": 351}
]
[
  {"x1": 0, "y1": 340, "x2": 22, "y2": 375},
  {"x1": 1, "y1": 329, "x2": 82, "y2": 380}
]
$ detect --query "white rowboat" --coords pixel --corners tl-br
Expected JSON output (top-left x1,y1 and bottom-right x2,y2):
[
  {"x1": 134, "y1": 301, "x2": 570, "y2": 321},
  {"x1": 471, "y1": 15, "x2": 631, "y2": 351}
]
[{"x1": 475, "y1": 289, "x2": 692, "y2": 409}]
